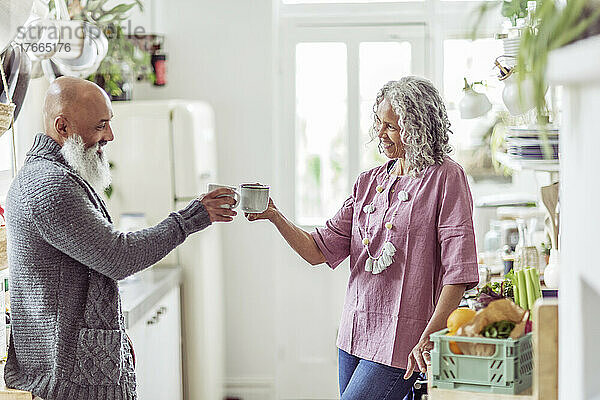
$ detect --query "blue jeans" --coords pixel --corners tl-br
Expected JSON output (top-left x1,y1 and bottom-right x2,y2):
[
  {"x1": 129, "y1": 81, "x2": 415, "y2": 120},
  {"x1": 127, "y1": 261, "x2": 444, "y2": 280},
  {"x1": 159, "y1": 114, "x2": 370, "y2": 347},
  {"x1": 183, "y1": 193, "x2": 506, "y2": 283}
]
[{"x1": 338, "y1": 348, "x2": 421, "y2": 400}]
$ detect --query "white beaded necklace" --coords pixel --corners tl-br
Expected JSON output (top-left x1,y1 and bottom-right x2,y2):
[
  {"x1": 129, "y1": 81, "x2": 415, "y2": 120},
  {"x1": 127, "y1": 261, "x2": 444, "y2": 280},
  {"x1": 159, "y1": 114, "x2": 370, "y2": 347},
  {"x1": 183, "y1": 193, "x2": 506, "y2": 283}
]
[{"x1": 360, "y1": 161, "x2": 410, "y2": 275}]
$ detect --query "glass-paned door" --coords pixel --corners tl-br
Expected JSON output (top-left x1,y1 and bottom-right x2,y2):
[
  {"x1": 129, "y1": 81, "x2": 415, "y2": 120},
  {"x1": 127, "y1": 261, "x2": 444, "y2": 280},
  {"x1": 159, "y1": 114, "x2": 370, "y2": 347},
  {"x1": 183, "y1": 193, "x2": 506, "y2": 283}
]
[{"x1": 282, "y1": 24, "x2": 427, "y2": 225}]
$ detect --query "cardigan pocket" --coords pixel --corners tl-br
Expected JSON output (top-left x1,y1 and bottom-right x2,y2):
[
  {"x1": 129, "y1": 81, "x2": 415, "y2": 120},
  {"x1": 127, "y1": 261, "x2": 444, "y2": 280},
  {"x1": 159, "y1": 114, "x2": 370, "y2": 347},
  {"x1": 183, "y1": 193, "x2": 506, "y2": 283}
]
[{"x1": 70, "y1": 328, "x2": 124, "y2": 386}]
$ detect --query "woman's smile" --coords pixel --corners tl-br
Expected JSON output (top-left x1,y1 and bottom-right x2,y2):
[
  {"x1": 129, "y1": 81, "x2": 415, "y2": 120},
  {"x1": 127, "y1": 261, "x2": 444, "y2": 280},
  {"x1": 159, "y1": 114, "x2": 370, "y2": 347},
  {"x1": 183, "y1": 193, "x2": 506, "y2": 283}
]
[{"x1": 382, "y1": 140, "x2": 394, "y2": 149}]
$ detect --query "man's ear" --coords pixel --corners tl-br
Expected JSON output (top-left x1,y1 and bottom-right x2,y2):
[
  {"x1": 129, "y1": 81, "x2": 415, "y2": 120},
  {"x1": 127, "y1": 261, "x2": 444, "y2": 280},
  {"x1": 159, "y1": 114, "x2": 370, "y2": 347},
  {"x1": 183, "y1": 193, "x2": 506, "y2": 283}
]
[{"x1": 54, "y1": 116, "x2": 69, "y2": 138}]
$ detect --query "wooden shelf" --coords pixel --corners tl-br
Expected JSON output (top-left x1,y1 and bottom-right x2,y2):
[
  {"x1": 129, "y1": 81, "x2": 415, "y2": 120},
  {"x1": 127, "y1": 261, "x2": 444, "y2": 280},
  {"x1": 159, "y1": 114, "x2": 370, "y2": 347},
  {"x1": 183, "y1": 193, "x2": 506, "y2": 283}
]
[{"x1": 495, "y1": 152, "x2": 559, "y2": 172}]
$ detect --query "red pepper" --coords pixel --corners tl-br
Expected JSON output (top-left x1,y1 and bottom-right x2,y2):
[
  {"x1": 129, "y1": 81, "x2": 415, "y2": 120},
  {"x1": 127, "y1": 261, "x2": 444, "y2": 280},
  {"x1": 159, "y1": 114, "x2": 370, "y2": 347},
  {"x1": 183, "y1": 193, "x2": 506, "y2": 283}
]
[{"x1": 0, "y1": 202, "x2": 4, "y2": 223}]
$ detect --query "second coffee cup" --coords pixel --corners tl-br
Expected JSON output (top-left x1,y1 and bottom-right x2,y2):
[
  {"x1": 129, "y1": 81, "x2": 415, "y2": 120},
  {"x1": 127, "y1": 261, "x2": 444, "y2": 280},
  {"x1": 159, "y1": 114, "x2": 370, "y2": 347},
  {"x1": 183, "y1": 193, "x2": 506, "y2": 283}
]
[{"x1": 207, "y1": 183, "x2": 270, "y2": 213}]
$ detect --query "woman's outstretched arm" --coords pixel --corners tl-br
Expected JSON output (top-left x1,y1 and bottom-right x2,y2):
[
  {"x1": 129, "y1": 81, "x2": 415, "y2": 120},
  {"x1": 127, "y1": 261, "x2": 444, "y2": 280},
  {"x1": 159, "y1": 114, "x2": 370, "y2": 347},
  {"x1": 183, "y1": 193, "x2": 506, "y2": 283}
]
[{"x1": 247, "y1": 198, "x2": 326, "y2": 266}]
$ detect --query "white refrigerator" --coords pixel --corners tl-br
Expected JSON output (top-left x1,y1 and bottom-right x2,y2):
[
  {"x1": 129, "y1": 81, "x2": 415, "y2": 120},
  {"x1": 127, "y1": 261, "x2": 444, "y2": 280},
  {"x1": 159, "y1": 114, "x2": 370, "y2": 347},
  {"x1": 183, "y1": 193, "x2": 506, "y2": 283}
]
[{"x1": 106, "y1": 100, "x2": 224, "y2": 400}]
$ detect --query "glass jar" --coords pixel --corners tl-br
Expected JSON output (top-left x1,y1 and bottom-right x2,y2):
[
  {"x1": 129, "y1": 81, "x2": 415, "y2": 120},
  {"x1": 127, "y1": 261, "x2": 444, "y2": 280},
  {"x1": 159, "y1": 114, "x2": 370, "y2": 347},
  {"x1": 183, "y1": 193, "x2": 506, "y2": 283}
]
[
  {"x1": 93, "y1": 57, "x2": 134, "y2": 101},
  {"x1": 514, "y1": 219, "x2": 539, "y2": 270}
]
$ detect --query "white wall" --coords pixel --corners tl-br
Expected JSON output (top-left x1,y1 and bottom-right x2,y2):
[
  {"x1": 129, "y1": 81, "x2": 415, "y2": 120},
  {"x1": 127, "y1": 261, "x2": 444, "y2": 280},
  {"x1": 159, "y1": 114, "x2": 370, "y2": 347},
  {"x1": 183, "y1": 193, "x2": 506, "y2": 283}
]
[{"x1": 134, "y1": 0, "x2": 280, "y2": 398}]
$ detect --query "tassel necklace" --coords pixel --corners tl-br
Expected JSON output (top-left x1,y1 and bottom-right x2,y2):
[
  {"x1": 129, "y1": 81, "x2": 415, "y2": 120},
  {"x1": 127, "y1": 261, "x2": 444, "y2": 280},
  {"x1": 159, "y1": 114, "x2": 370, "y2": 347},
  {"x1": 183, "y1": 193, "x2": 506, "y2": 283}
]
[{"x1": 360, "y1": 160, "x2": 410, "y2": 275}]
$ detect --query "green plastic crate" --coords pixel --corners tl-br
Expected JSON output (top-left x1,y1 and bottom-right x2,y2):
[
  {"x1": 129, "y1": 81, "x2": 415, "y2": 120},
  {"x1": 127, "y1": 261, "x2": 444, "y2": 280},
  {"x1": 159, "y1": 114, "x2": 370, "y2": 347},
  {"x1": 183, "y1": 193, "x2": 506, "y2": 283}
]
[{"x1": 430, "y1": 328, "x2": 533, "y2": 394}]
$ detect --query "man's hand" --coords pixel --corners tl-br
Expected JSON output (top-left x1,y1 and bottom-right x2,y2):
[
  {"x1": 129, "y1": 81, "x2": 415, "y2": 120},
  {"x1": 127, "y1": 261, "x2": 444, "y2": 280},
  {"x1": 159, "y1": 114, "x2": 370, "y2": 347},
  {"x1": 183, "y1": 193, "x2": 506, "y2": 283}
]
[
  {"x1": 404, "y1": 335, "x2": 433, "y2": 379},
  {"x1": 200, "y1": 188, "x2": 238, "y2": 223}
]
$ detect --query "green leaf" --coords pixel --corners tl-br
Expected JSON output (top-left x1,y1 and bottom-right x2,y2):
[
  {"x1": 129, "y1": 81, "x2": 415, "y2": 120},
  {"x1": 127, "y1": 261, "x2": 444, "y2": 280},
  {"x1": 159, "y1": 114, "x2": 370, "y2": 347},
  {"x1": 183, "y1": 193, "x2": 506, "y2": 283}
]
[
  {"x1": 104, "y1": 3, "x2": 137, "y2": 17},
  {"x1": 85, "y1": 0, "x2": 104, "y2": 12},
  {"x1": 104, "y1": 184, "x2": 113, "y2": 199},
  {"x1": 96, "y1": 13, "x2": 115, "y2": 23}
]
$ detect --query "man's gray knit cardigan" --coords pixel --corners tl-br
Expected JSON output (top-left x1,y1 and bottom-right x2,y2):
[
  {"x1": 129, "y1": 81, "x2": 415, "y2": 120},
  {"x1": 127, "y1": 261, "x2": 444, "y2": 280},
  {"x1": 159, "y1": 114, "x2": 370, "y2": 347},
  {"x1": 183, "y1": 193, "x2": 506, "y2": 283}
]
[{"x1": 4, "y1": 134, "x2": 212, "y2": 400}]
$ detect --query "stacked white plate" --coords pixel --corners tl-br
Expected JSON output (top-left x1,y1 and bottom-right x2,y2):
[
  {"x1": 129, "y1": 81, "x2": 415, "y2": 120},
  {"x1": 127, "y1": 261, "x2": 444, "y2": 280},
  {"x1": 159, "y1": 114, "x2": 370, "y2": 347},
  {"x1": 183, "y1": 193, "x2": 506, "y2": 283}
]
[{"x1": 505, "y1": 126, "x2": 559, "y2": 160}]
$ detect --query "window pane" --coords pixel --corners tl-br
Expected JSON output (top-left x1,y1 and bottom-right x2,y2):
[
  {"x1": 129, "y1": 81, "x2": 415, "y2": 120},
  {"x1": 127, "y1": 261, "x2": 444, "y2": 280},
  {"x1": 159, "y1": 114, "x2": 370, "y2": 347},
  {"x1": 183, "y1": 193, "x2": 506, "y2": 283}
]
[
  {"x1": 295, "y1": 43, "x2": 348, "y2": 224},
  {"x1": 359, "y1": 41, "x2": 411, "y2": 171},
  {"x1": 443, "y1": 38, "x2": 507, "y2": 180}
]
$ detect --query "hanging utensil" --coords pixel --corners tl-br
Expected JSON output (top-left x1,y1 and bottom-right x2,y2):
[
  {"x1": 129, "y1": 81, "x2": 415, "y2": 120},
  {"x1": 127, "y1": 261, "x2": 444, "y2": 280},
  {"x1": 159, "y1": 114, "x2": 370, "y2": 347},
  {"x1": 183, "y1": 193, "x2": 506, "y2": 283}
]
[
  {"x1": 11, "y1": 46, "x2": 31, "y2": 118},
  {"x1": 0, "y1": 44, "x2": 19, "y2": 103},
  {"x1": 47, "y1": 0, "x2": 108, "y2": 79},
  {"x1": 541, "y1": 182, "x2": 560, "y2": 250},
  {"x1": 0, "y1": 45, "x2": 31, "y2": 120},
  {"x1": 0, "y1": 49, "x2": 16, "y2": 144}
]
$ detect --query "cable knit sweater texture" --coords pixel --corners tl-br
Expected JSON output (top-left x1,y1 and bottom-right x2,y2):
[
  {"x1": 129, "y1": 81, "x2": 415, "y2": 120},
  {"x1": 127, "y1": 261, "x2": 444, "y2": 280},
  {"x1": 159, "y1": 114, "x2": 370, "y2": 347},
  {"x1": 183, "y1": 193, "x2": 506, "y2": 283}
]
[{"x1": 3, "y1": 134, "x2": 211, "y2": 400}]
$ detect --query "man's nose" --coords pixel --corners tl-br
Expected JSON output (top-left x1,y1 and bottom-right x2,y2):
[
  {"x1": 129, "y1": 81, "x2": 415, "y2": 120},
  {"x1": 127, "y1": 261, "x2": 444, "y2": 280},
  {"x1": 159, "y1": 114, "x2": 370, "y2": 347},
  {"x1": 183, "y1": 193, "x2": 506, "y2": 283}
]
[{"x1": 105, "y1": 123, "x2": 114, "y2": 142}]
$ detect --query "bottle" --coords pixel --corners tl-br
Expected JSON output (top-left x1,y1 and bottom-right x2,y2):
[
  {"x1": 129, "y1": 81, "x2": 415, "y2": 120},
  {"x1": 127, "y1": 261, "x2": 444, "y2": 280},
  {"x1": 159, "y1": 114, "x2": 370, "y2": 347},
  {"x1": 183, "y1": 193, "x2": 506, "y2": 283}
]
[
  {"x1": 515, "y1": 218, "x2": 539, "y2": 270},
  {"x1": 484, "y1": 220, "x2": 503, "y2": 270},
  {"x1": 151, "y1": 36, "x2": 167, "y2": 86},
  {"x1": 543, "y1": 249, "x2": 560, "y2": 288},
  {"x1": 526, "y1": 1, "x2": 537, "y2": 28},
  {"x1": 514, "y1": 219, "x2": 526, "y2": 270},
  {"x1": 484, "y1": 221, "x2": 502, "y2": 252}
]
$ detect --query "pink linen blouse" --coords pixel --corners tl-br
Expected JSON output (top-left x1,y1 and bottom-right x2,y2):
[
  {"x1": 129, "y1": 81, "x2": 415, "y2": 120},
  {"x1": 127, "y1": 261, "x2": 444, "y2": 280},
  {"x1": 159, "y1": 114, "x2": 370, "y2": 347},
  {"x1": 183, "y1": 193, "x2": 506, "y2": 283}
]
[{"x1": 310, "y1": 157, "x2": 479, "y2": 370}]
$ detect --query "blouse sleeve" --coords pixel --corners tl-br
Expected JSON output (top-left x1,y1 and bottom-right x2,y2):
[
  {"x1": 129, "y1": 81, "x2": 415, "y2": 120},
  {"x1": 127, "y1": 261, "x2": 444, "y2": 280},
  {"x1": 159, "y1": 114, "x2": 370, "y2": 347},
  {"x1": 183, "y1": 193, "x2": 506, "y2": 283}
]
[
  {"x1": 437, "y1": 165, "x2": 479, "y2": 289},
  {"x1": 310, "y1": 177, "x2": 359, "y2": 270}
]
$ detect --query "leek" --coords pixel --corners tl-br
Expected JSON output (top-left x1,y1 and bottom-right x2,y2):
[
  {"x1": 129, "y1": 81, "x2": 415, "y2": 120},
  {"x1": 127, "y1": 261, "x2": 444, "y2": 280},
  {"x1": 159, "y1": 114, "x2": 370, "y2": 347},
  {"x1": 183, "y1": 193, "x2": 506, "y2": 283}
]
[
  {"x1": 516, "y1": 269, "x2": 529, "y2": 310},
  {"x1": 525, "y1": 268, "x2": 536, "y2": 309}
]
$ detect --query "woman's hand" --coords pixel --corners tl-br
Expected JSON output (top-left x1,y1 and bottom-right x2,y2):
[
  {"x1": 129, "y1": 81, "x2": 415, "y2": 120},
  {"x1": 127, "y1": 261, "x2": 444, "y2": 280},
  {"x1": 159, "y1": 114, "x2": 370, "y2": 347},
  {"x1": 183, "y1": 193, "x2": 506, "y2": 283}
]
[
  {"x1": 404, "y1": 335, "x2": 434, "y2": 379},
  {"x1": 246, "y1": 198, "x2": 279, "y2": 222}
]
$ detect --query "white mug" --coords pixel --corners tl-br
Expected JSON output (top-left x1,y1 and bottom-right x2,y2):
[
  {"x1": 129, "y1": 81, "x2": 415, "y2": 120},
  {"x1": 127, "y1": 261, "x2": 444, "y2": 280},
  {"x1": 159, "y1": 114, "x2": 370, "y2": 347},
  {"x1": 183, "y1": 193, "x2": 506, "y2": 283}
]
[
  {"x1": 207, "y1": 183, "x2": 241, "y2": 209},
  {"x1": 238, "y1": 184, "x2": 270, "y2": 213}
]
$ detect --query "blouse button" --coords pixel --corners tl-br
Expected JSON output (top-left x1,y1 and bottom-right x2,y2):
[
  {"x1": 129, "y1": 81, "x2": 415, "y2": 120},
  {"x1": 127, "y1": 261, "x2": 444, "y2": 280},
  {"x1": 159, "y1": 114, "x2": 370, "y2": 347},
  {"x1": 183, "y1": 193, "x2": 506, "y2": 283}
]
[
  {"x1": 362, "y1": 237, "x2": 370, "y2": 245},
  {"x1": 397, "y1": 190, "x2": 409, "y2": 202},
  {"x1": 363, "y1": 204, "x2": 375, "y2": 214},
  {"x1": 385, "y1": 222, "x2": 393, "y2": 230},
  {"x1": 376, "y1": 185, "x2": 384, "y2": 193}
]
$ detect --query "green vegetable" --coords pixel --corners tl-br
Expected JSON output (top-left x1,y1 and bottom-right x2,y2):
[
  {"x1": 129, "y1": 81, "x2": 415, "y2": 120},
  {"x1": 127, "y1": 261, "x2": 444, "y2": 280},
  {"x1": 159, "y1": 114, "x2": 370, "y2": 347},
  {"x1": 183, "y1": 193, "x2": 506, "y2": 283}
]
[
  {"x1": 504, "y1": 269, "x2": 516, "y2": 301},
  {"x1": 525, "y1": 268, "x2": 536, "y2": 309},
  {"x1": 525, "y1": 267, "x2": 542, "y2": 317},
  {"x1": 516, "y1": 269, "x2": 529, "y2": 310},
  {"x1": 481, "y1": 320, "x2": 516, "y2": 339},
  {"x1": 502, "y1": 279, "x2": 514, "y2": 299},
  {"x1": 531, "y1": 268, "x2": 542, "y2": 299}
]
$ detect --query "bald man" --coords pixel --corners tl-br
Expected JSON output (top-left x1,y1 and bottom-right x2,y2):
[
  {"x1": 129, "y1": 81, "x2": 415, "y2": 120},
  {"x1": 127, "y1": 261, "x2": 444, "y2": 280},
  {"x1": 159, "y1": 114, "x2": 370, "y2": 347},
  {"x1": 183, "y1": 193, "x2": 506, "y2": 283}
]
[{"x1": 3, "y1": 77, "x2": 236, "y2": 400}]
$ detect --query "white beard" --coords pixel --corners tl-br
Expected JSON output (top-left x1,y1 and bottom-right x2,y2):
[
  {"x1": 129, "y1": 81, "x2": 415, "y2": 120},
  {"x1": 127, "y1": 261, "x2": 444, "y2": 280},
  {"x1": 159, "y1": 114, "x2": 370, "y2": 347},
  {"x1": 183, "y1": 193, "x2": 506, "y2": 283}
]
[{"x1": 60, "y1": 134, "x2": 112, "y2": 193}]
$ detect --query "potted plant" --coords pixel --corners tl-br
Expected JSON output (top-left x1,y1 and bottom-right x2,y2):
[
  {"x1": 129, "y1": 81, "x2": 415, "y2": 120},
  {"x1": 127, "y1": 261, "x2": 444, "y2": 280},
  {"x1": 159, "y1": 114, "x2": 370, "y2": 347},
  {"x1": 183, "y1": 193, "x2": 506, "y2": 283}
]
[
  {"x1": 89, "y1": 24, "x2": 152, "y2": 101},
  {"x1": 50, "y1": 0, "x2": 153, "y2": 100},
  {"x1": 502, "y1": 0, "x2": 530, "y2": 27}
]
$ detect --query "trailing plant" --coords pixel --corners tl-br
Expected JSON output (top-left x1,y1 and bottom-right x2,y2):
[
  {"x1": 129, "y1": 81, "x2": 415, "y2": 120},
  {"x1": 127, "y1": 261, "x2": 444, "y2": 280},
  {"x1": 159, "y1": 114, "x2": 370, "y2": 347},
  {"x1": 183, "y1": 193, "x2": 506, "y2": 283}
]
[
  {"x1": 518, "y1": 0, "x2": 600, "y2": 119},
  {"x1": 470, "y1": 0, "x2": 529, "y2": 38},
  {"x1": 89, "y1": 24, "x2": 153, "y2": 98}
]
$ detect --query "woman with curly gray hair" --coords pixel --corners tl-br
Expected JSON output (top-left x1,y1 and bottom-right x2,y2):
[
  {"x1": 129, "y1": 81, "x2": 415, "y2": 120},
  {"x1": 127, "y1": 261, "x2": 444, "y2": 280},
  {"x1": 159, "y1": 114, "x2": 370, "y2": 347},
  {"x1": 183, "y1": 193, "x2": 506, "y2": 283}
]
[{"x1": 248, "y1": 76, "x2": 478, "y2": 399}]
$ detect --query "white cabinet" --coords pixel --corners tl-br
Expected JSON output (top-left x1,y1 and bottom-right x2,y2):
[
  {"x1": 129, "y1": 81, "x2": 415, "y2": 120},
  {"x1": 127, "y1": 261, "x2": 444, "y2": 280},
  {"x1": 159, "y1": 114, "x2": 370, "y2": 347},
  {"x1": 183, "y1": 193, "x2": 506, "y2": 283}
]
[{"x1": 126, "y1": 286, "x2": 183, "y2": 400}]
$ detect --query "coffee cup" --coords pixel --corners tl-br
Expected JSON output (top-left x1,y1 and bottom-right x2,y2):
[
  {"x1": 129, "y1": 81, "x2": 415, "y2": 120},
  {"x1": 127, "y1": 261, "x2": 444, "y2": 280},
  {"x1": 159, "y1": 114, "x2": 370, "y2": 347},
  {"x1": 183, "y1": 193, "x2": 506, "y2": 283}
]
[
  {"x1": 239, "y1": 184, "x2": 270, "y2": 213},
  {"x1": 207, "y1": 183, "x2": 240, "y2": 209}
]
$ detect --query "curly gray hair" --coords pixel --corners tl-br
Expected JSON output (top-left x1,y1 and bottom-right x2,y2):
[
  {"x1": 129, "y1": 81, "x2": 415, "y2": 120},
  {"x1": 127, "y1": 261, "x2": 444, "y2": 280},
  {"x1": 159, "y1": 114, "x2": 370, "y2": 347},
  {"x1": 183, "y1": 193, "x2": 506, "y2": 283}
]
[{"x1": 370, "y1": 76, "x2": 453, "y2": 177}]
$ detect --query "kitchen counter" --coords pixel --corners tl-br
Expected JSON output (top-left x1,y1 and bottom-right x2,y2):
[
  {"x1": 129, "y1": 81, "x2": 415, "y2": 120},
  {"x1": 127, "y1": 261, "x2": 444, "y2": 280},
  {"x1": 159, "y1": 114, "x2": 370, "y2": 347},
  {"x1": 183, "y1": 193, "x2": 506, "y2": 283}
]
[
  {"x1": 0, "y1": 264, "x2": 183, "y2": 398},
  {"x1": 119, "y1": 264, "x2": 183, "y2": 329}
]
